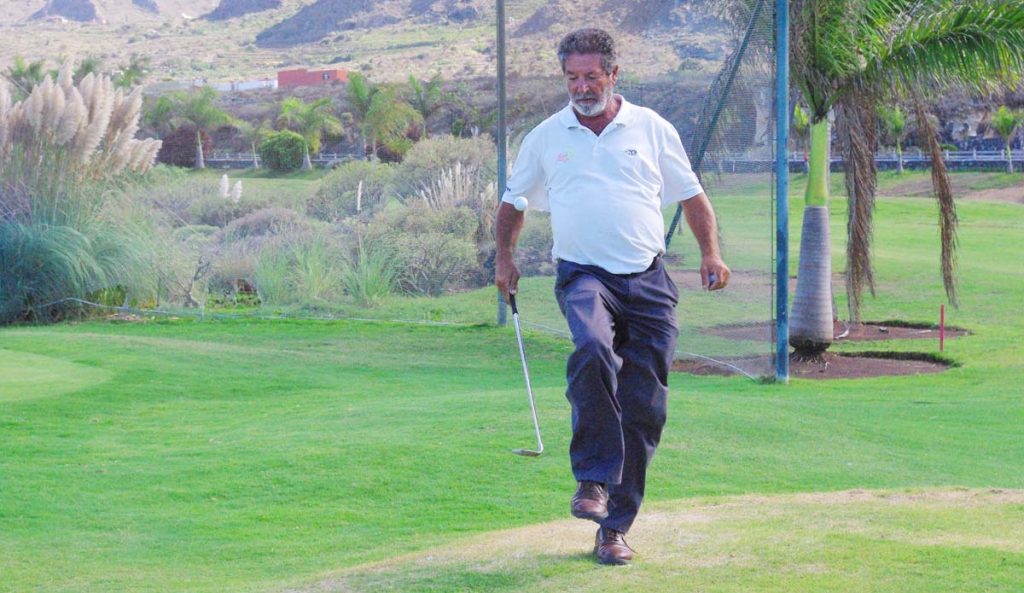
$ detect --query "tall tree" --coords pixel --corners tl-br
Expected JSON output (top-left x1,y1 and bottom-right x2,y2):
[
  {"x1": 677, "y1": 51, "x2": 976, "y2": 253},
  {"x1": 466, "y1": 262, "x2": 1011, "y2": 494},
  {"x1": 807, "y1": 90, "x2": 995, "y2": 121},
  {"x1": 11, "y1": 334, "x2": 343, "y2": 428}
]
[
  {"x1": 235, "y1": 119, "x2": 273, "y2": 169},
  {"x1": 787, "y1": 0, "x2": 1024, "y2": 356},
  {"x1": 877, "y1": 105, "x2": 907, "y2": 174},
  {"x1": 990, "y1": 105, "x2": 1024, "y2": 174},
  {"x1": 147, "y1": 87, "x2": 236, "y2": 169},
  {"x1": 278, "y1": 97, "x2": 343, "y2": 170},
  {"x1": 364, "y1": 88, "x2": 423, "y2": 160},
  {"x1": 346, "y1": 72, "x2": 377, "y2": 159},
  {"x1": 405, "y1": 74, "x2": 445, "y2": 138}
]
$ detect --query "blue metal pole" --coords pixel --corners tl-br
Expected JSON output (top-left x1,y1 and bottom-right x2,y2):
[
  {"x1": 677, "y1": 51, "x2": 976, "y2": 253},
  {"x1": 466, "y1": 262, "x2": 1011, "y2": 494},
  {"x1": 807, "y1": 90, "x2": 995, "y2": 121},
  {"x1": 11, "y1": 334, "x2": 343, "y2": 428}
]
[
  {"x1": 775, "y1": 0, "x2": 790, "y2": 382},
  {"x1": 496, "y1": 0, "x2": 508, "y2": 327}
]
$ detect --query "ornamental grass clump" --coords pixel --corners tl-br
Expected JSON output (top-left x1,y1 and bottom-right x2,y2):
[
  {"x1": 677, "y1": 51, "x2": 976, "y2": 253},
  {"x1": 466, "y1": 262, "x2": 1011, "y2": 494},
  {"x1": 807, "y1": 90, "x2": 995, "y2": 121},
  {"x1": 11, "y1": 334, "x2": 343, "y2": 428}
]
[{"x1": 0, "y1": 65, "x2": 162, "y2": 322}]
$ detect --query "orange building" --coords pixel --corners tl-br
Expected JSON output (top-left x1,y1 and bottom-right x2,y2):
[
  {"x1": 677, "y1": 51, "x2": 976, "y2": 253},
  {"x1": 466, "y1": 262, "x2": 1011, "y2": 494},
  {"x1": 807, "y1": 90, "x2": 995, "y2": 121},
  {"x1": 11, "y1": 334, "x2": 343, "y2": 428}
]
[{"x1": 277, "y1": 68, "x2": 349, "y2": 88}]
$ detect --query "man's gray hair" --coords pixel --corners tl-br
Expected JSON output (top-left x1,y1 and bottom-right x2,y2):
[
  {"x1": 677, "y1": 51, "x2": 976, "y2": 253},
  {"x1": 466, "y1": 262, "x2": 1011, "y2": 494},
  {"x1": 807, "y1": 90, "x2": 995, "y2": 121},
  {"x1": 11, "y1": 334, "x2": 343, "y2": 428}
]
[{"x1": 557, "y1": 28, "x2": 618, "y2": 74}]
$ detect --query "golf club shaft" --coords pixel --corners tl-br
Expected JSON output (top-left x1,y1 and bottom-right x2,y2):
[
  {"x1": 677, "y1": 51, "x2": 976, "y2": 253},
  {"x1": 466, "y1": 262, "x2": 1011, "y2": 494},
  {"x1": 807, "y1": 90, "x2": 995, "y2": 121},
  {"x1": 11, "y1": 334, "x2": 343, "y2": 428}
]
[{"x1": 510, "y1": 294, "x2": 543, "y2": 454}]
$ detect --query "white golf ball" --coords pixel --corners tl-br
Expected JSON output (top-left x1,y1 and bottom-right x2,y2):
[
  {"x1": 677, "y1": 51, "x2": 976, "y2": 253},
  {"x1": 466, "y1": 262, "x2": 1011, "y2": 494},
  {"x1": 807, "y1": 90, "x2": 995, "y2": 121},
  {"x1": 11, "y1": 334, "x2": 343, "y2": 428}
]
[{"x1": 513, "y1": 196, "x2": 529, "y2": 211}]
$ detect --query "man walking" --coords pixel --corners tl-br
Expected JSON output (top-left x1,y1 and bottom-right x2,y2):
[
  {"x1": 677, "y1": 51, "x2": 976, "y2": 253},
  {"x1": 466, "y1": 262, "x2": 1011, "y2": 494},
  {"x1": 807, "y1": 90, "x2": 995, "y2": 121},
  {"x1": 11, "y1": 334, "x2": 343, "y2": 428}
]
[{"x1": 495, "y1": 28, "x2": 730, "y2": 565}]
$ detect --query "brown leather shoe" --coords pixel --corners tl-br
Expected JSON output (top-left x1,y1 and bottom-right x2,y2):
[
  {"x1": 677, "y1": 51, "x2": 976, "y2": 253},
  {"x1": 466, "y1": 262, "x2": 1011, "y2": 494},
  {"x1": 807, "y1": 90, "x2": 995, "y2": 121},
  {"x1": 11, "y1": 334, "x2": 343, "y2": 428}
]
[
  {"x1": 595, "y1": 526, "x2": 634, "y2": 565},
  {"x1": 570, "y1": 480, "x2": 608, "y2": 520}
]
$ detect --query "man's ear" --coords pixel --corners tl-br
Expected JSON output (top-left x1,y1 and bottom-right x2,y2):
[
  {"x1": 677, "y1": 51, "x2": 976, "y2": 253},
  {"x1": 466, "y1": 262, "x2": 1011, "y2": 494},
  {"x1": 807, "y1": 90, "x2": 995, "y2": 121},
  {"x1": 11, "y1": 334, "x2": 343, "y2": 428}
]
[{"x1": 610, "y1": 65, "x2": 619, "y2": 84}]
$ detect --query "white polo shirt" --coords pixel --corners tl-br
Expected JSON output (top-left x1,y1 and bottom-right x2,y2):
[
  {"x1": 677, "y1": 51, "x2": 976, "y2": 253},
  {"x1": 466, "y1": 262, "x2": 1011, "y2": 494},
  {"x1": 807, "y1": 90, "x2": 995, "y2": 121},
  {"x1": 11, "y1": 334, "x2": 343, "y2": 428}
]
[{"x1": 502, "y1": 96, "x2": 703, "y2": 274}]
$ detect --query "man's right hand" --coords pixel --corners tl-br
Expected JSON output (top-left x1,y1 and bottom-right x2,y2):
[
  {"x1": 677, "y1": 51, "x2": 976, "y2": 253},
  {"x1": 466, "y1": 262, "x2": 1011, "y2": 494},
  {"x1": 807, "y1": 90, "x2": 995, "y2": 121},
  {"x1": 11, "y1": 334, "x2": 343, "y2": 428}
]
[
  {"x1": 494, "y1": 201, "x2": 526, "y2": 302},
  {"x1": 495, "y1": 253, "x2": 520, "y2": 303}
]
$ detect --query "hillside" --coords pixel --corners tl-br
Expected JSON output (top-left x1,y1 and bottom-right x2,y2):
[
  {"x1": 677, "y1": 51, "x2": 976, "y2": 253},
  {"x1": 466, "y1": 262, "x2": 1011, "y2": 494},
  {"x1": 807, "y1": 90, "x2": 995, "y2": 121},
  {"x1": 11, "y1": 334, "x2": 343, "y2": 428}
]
[
  {"x1": 204, "y1": 0, "x2": 282, "y2": 21},
  {"x1": 30, "y1": 0, "x2": 98, "y2": 21},
  {"x1": 0, "y1": 0, "x2": 730, "y2": 85}
]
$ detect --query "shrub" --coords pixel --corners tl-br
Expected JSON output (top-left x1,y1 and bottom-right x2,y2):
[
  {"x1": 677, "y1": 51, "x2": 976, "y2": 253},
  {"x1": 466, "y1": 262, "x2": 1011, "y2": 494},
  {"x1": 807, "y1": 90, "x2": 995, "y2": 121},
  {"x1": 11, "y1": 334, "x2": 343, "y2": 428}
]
[
  {"x1": 307, "y1": 159, "x2": 394, "y2": 221},
  {"x1": 364, "y1": 201, "x2": 480, "y2": 296},
  {"x1": 219, "y1": 207, "x2": 317, "y2": 244},
  {"x1": 157, "y1": 126, "x2": 212, "y2": 168},
  {"x1": 259, "y1": 130, "x2": 306, "y2": 171},
  {"x1": 0, "y1": 68, "x2": 161, "y2": 321},
  {"x1": 253, "y1": 228, "x2": 347, "y2": 306},
  {"x1": 388, "y1": 134, "x2": 497, "y2": 200},
  {"x1": 339, "y1": 232, "x2": 400, "y2": 307}
]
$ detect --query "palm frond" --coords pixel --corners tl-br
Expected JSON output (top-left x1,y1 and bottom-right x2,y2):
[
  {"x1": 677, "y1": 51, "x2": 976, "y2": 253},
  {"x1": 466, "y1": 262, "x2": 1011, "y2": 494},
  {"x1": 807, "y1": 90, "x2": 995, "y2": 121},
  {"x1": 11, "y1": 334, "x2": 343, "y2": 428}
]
[{"x1": 913, "y1": 93, "x2": 959, "y2": 308}]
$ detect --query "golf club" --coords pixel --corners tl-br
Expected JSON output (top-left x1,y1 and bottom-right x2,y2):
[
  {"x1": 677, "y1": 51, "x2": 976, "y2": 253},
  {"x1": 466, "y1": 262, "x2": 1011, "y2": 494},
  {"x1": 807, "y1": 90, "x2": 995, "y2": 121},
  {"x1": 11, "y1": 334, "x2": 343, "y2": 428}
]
[{"x1": 509, "y1": 293, "x2": 544, "y2": 457}]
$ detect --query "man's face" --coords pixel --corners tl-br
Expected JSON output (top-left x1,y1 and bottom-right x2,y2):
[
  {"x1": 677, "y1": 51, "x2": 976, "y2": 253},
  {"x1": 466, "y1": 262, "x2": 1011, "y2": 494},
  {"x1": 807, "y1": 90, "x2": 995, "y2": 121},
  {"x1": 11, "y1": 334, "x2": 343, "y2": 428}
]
[{"x1": 564, "y1": 53, "x2": 618, "y2": 117}]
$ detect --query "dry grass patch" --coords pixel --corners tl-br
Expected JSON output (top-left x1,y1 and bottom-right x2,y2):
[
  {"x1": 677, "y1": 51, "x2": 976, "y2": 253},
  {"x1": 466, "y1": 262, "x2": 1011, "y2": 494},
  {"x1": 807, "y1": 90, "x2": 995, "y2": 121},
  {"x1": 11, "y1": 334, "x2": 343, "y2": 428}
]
[{"x1": 285, "y1": 488, "x2": 1024, "y2": 593}]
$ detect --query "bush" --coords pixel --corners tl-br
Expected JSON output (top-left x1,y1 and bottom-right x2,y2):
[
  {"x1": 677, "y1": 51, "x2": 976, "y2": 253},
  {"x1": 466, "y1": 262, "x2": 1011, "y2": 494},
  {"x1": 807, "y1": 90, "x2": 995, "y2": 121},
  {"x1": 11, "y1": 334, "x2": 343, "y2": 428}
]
[
  {"x1": 253, "y1": 228, "x2": 347, "y2": 306},
  {"x1": 339, "y1": 233, "x2": 400, "y2": 307},
  {"x1": 219, "y1": 207, "x2": 317, "y2": 244},
  {"x1": 259, "y1": 130, "x2": 306, "y2": 171},
  {"x1": 364, "y1": 201, "x2": 480, "y2": 296},
  {"x1": 307, "y1": 159, "x2": 394, "y2": 221},
  {"x1": 157, "y1": 126, "x2": 212, "y2": 168},
  {"x1": 388, "y1": 135, "x2": 497, "y2": 200}
]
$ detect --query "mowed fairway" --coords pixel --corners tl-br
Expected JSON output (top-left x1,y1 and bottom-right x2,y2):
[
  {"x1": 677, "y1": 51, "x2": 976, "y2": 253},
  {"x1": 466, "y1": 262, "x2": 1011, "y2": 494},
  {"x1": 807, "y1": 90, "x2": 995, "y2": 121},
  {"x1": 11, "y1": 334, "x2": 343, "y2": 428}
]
[{"x1": 1, "y1": 176, "x2": 1023, "y2": 593}]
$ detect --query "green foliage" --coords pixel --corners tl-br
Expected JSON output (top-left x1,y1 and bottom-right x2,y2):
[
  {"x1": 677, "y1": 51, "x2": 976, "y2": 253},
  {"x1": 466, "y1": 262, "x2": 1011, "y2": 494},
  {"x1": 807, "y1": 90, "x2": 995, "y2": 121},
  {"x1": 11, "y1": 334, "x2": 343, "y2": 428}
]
[
  {"x1": 277, "y1": 97, "x2": 343, "y2": 155},
  {"x1": 990, "y1": 105, "x2": 1024, "y2": 145},
  {"x1": 307, "y1": 159, "x2": 394, "y2": 221},
  {"x1": 254, "y1": 229, "x2": 346, "y2": 306},
  {"x1": 339, "y1": 233, "x2": 400, "y2": 307},
  {"x1": 388, "y1": 134, "x2": 497, "y2": 200},
  {"x1": 364, "y1": 88, "x2": 423, "y2": 160},
  {"x1": 405, "y1": 74, "x2": 446, "y2": 137},
  {"x1": 2, "y1": 55, "x2": 46, "y2": 99},
  {"x1": 368, "y1": 201, "x2": 479, "y2": 296},
  {"x1": 258, "y1": 130, "x2": 306, "y2": 171}
]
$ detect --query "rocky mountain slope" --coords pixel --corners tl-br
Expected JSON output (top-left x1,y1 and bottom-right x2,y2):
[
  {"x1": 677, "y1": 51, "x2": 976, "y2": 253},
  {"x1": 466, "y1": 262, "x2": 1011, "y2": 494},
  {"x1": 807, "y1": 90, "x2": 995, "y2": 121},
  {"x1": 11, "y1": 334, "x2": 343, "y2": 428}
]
[
  {"x1": 30, "y1": 0, "x2": 99, "y2": 21},
  {"x1": 204, "y1": 0, "x2": 282, "y2": 21}
]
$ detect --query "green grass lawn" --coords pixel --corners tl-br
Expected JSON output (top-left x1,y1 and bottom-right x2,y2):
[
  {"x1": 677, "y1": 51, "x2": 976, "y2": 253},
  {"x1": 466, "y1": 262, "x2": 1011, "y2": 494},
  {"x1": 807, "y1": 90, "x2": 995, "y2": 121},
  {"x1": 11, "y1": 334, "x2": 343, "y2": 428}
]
[{"x1": 1, "y1": 173, "x2": 1023, "y2": 592}]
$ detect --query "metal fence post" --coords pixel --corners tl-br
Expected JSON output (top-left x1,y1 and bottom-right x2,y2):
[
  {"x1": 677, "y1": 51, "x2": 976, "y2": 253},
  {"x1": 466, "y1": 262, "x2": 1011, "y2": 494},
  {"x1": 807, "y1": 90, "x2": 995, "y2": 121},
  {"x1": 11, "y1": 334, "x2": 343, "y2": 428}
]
[{"x1": 775, "y1": 0, "x2": 790, "y2": 383}]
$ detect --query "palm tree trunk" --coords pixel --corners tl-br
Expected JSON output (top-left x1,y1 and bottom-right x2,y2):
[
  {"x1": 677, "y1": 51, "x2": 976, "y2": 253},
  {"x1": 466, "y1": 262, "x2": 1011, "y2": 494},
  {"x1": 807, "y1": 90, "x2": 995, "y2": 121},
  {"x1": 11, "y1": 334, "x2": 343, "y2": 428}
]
[
  {"x1": 1007, "y1": 142, "x2": 1014, "y2": 175},
  {"x1": 896, "y1": 142, "x2": 904, "y2": 174},
  {"x1": 194, "y1": 129, "x2": 205, "y2": 169},
  {"x1": 302, "y1": 146, "x2": 312, "y2": 170},
  {"x1": 789, "y1": 119, "x2": 833, "y2": 357},
  {"x1": 251, "y1": 140, "x2": 259, "y2": 169}
]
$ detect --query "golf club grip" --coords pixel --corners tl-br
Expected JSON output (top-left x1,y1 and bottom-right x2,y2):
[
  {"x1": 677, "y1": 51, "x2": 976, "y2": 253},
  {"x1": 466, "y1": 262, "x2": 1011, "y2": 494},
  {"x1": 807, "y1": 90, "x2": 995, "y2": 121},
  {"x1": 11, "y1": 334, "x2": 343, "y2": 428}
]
[{"x1": 508, "y1": 292, "x2": 518, "y2": 315}]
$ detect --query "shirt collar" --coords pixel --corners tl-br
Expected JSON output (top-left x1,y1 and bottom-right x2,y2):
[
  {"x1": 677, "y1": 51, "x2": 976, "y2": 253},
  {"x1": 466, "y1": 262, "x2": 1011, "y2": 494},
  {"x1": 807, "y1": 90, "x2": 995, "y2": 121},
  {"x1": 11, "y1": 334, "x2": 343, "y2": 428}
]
[{"x1": 559, "y1": 95, "x2": 634, "y2": 129}]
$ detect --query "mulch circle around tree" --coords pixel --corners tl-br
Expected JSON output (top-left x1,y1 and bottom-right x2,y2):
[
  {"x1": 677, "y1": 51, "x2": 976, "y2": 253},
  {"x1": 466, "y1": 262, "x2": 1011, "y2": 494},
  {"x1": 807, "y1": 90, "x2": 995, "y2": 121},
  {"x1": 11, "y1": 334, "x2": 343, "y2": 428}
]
[{"x1": 672, "y1": 321, "x2": 967, "y2": 380}]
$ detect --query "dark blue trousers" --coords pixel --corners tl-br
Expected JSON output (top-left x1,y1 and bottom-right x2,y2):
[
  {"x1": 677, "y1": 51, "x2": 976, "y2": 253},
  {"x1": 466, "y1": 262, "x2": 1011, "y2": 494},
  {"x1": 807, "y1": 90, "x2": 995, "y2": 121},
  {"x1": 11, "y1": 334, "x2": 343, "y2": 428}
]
[{"x1": 553, "y1": 257, "x2": 679, "y2": 533}]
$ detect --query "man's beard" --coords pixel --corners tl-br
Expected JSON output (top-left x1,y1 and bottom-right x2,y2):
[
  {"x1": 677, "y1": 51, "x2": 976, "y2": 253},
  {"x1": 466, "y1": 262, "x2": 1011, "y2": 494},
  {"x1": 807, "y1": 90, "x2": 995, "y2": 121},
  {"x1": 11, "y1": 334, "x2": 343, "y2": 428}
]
[{"x1": 570, "y1": 85, "x2": 612, "y2": 117}]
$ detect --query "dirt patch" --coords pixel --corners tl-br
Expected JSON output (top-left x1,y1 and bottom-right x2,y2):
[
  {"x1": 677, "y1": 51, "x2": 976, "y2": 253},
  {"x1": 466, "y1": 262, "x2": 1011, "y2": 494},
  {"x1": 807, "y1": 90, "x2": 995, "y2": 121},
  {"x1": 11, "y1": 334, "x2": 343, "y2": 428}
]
[
  {"x1": 961, "y1": 185, "x2": 1024, "y2": 204},
  {"x1": 673, "y1": 351, "x2": 953, "y2": 380},
  {"x1": 704, "y1": 320, "x2": 968, "y2": 344}
]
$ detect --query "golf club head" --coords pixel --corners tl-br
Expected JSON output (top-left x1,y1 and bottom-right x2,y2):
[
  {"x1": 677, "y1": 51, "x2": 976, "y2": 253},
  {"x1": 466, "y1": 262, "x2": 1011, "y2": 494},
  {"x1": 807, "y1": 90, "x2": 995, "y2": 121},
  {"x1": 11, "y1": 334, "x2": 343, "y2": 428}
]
[{"x1": 512, "y1": 448, "x2": 542, "y2": 457}]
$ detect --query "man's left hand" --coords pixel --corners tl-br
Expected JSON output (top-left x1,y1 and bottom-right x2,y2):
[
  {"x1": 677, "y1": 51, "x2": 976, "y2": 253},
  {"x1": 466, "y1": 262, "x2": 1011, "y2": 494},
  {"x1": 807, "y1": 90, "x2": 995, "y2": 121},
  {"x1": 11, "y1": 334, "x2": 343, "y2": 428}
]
[{"x1": 701, "y1": 256, "x2": 730, "y2": 291}]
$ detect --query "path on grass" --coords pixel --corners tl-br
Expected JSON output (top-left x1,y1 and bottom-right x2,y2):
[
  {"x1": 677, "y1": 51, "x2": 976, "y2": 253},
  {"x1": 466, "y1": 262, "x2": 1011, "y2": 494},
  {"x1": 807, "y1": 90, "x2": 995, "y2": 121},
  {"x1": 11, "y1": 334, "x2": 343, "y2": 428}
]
[{"x1": 283, "y1": 488, "x2": 1024, "y2": 593}]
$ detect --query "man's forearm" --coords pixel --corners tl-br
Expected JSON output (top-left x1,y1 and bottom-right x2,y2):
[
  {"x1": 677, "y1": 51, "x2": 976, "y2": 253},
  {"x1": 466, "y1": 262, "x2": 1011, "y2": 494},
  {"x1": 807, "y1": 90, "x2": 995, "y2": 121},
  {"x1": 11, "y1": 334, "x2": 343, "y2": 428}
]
[
  {"x1": 496, "y1": 201, "x2": 525, "y2": 258},
  {"x1": 681, "y1": 192, "x2": 720, "y2": 258}
]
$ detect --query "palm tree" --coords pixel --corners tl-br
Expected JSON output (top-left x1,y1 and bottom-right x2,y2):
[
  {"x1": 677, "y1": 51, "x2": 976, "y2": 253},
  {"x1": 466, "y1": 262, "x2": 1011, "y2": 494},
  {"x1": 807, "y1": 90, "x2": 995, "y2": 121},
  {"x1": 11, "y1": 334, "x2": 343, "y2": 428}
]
[
  {"x1": 150, "y1": 87, "x2": 236, "y2": 169},
  {"x1": 278, "y1": 97, "x2": 343, "y2": 170},
  {"x1": 347, "y1": 72, "x2": 378, "y2": 159},
  {"x1": 3, "y1": 56, "x2": 47, "y2": 100},
  {"x1": 877, "y1": 105, "x2": 907, "y2": 174},
  {"x1": 990, "y1": 105, "x2": 1024, "y2": 174},
  {"x1": 235, "y1": 119, "x2": 272, "y2": 169},
  {"x1": 364, "y1": 88, "x2": 423, "y2": 160},
  {"x1": 792, "y1": 103, "x2": 810, "y2": 173},
  {"x1": 406, "y1": 74, "x2": 445, "y2": 138},
  {"x1": 787, "y1": 0, "x2": 1024, "y2": 356}
]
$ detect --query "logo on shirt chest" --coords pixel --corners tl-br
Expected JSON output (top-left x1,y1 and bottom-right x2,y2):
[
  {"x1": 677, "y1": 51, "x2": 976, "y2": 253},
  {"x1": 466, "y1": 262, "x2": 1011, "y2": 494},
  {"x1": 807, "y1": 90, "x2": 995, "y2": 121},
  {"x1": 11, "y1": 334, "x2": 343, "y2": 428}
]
[
  {"x1": 624, "y1": 149, "x2": 638, "y2": 156},
  {"x1": 555, "y1": 148, "x2": 574, "y2": 163}
]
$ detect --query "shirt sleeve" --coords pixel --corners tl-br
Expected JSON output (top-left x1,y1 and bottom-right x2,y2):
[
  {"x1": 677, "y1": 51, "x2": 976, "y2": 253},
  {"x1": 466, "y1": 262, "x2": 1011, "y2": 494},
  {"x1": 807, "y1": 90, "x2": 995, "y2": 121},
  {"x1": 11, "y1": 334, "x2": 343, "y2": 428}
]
[
  {"x1": 501, "y1": 129, "x2": 550, "y2": 212},
  {"x1": 657, "y1": 120, "x2": 704, "y2": 206}
]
